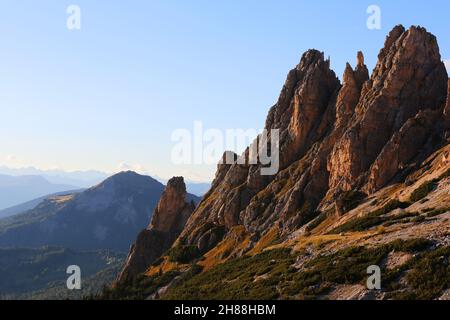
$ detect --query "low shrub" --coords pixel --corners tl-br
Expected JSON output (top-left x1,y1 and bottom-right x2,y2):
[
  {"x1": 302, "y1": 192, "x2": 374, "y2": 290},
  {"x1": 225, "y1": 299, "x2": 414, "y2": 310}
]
[
  {"x1": 305, "y1": 211, "x2": 329, "y2": 232},
  {"x1": 330, "y1": 200, "x2": 412, "y2": 234},
  {"x1": 168, "y1": 245, "x2": 201, "y2": 264},
  {"x1": 99, "y1": 238, "x2": 438, "y2": 300},
  {"x1": 426, "y1": 208, "x2": 449, "y2": 218},
  {"x1": 438, "y1": 168, "x2": 450, "y2": 180},
  {"x1": 281, "y1": 239, "x2": 432, "y2": 298},
  {"x1": 164, "y1": 248, "x2": 294, "y2": 300},
  {"x1": 410, "y1": 180, "x2": 438, "y2": 202},
  {"x1": 331, "y1": 215, "x2": 387, "y2": 234},
  {"x1": 338, "y1": 190, "x2": 367, "y2": 213},
  {"x1": 97, "y1": 270, "x2": 180, "y2": 300},
  {"x1": 388, "y1": 246, "x2": 450, "y2": 300}
]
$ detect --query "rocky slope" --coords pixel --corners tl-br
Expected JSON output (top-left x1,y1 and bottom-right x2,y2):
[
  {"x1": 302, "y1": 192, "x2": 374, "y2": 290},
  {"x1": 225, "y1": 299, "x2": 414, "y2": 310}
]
[
  {"x1": 0, "y1": 171, "x2": 199, "y2": 252},
  {"x1": 103, "y1": 25, "x2": 450, "y2": 300},
  {"x1": 116, "y1": 177, "x2": 195, "y2": 284}
]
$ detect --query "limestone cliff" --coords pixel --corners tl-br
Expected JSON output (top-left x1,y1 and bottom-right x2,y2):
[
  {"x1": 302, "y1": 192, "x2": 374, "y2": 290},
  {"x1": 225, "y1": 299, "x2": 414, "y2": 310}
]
[
  {"x1": 104, "y1": 25, "x2": 450, "y2": 300},
  {"x1": 115, "y1": 177, "x2": 195, "y2": 284},
  {"x1": 177, "y1": 25, "x2": 449, "y2": 254}
]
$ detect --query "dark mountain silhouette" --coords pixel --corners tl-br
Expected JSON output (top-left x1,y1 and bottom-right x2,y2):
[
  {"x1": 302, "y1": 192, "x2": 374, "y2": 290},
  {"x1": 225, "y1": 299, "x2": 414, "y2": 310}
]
[{"x1": 0, "y1": 171, "x2": 200, "y2": 252}]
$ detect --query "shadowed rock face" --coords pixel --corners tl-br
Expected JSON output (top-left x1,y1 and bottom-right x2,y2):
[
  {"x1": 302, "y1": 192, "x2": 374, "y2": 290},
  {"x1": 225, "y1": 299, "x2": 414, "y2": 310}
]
[
  {"x1": 173, "y1": 25, "x2": 449, "y2": 253},
  {"x1": 116, "y1": 177, "x2": 195, "y2": 285},
  {"x1": 445, "y1": 79, "x2": 450, "y2": 124}
]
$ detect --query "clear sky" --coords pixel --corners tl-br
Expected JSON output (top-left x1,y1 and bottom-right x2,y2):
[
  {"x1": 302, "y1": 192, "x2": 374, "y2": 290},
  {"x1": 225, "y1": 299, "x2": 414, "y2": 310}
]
[{"x1": 0, "y1": 0, "x2": 449, "y2": 182}]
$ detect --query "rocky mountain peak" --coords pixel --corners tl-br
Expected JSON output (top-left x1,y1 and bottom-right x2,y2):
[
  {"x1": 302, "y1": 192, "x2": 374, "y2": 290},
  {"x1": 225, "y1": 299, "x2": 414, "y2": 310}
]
[
  {"x1": 265, "y1": 49, "x2": 340, "y2": 169},
  {"x1": 91, "y1": 170, "x2": 162, "y2": 196},
  {"x1": 165, "y1": 176, "x2": 186, "y2": 192},
  {"x1": 377, "y1": 24, "x2": 405, "y2": 62},
  {"x1": 356, "y1": 51, "x2": 365, "y2": 68},
  {"x1": 329, "y1": 25, "x2": 448, "y2": 193},
  {"x1": 337, "y1": 52, "x2": 370, "y2": 127},
  {"x1": 116, "y1": 176, "x2": 195, "y2": 285},
  {"x1": 171, "y1": 25, "x2": 450, "y2": 254},
  {"x1": 106, "y1": 25, "x2": 450, "y2": 300},
  {"x1": 149, "y1": 176, "x2": 191, "y2": 233}
]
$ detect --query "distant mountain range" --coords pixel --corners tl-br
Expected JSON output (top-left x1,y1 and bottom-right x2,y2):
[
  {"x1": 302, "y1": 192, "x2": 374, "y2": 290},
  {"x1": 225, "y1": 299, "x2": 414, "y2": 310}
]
[
  {"x1": 0, "y1": 171, "x2": 200, "y2": 252},
  {"x1": 0, "y1": 174, "x2": 79, "y2": 211},
  {"x1": 0, "y1": 166, "x2": 108, "y2": 188},
  {"x1": 0, "y1": 167, "x2": 209, "y2": 213}
]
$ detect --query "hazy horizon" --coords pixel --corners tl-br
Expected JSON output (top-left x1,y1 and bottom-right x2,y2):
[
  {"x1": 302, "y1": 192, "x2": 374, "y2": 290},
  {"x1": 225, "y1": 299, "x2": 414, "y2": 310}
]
[{"x1": 1, "y1": 0, "x2": 449, "y2": 182}]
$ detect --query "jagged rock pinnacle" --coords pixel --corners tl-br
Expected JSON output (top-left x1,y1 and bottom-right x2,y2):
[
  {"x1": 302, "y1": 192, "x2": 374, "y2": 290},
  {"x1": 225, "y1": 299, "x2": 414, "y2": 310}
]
[
  {"x1": 357, "y1": 51, "x2": 364, "y2": 67},
  {"x1": 115, "y1": 176, "x2": 195, "y2": 285}
]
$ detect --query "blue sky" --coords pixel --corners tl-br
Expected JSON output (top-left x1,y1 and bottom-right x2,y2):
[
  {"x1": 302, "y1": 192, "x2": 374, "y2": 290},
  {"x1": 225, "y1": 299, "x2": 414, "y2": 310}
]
[{"x1": 0, "y1": 0, "x2": 449, "y2": 182}]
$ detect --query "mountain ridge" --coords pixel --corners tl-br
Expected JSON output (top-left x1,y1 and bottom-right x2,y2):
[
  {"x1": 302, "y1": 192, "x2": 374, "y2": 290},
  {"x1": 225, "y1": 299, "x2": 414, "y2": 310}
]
[
  {"x1": 101, "y1": 25, "x2": 450, "y2": 300},
  {"x1": 0, "y1": 174, "x2": 78, "y2": 211},
  {"x1": 0, "y1": 171, "x2": 200, "y2": 252},
  {"x1": 0, "y1": 189, "x2": 84, "y2": 219}
]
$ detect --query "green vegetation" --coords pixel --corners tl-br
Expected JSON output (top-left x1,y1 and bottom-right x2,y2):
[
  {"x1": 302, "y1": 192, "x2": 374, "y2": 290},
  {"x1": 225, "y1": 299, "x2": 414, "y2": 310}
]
[
  {"x1": 438, "y1": 168, "x2": 450, "y2": 180},
  {"x1": 410, "y1": 215, "x2": 426, "y2": 223},
  {"x1": 97, "y1": 238, "x2": 449, "y2": 300},
  {"x1": 333, "y1": 204, "x2": 448, "y2": 231},
  {"x1": 327, "y1": 175, "x2": 449, "y2": 234},
  {"x1": 386, "y1": 246, "x2": 450, "y2": 300},
  {"x1": 280, "y1": 239, "x2": 432, "y2": 299},
  {"x1": 338, "y1": 190, "x2": 367, "y2": 213},
  {"x1": 161, "y1": 239, "x2": 435, "y2": 300},
  {"x1": 382, "y1": 211, "x2": 421, "y2": 227},
  {"x1": 23, "y1": 264, "x2": 123, "y2": 300},
  {"x1": 331, "y1": 215, "x2": 386, "y2": 234},
  {"x1": 426, "y1": 208, "x2": 449, "y2": 218},
  {"x1": 163, "y1": 248, "x2": 294, "y2": 300},
  {"x1": 330, "y1": 199, "x2": 411, "y2": 234},
  {"x1": 410, "y1": 180, "x2": 438, "y2": 202},
  {"x1": 290, "y1": 201, "x2": 317, "y2": 227},
  {"x1": 99, "y1": 270, "x2": 182, "y2": 300},
  {"x1": 0, "y1": 247, "x2": 125, "y2": 299},
  {"x1": 168, "y1": 245, "x2": 201, "y2": 264},
  {"x1": 408, "y1": 170, "x2": 450, "y2": 204},
  {"x1": 371, "y1": 199, "x2": 411, "y2": 215},
  {"x1": 305, "y1": 211, "x2": 329, "y2": 232}
]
